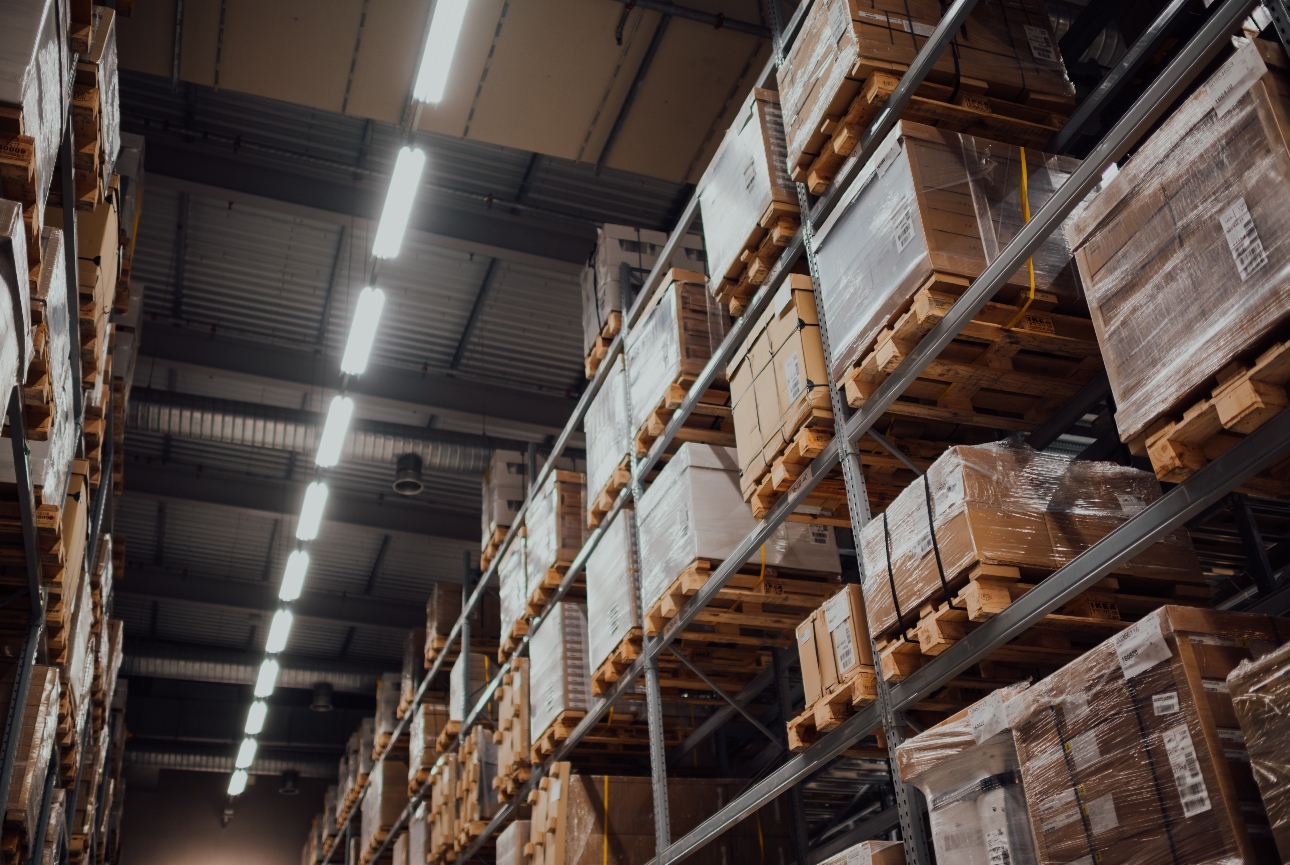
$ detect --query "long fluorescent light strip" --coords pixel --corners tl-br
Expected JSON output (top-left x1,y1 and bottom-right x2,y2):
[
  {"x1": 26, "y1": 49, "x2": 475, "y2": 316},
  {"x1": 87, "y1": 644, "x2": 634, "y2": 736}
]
[
  {"x1": 254, "y1": 659, "x2": 279, "y2": 698},
  {"x1": 316, "y1": 396, "x2": 355, "y2": 467},
  {"x1": 228, "y1": 770, "x2": 248, "y2": 796},
  {"x1": 245, "y1": 701, "x2": 268, "y2": 735},
  {"x1": 265, "y1": 610, "x2": 293, "y2": 654},
  {"x1": 235, "y1": 738, "x2": 258, "y2": 769},
  {"x1": 340, "y1": 287, "x2": 387, "y2": 376},
  {"x1": 372, "y1": 149, "x2": 425, "y2": 260},
  {"x1": 296, "y1": 482, "x2": 329, "y2": 541},
  {"x1": 279, "y1": 550, "x2": 310, "y2": 601},
  {"x1": 413, "y1": 0, "x2": 471, "y2": 104}
]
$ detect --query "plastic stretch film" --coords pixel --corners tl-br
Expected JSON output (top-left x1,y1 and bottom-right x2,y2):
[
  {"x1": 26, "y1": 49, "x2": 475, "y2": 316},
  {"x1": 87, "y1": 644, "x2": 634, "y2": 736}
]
[
  {"x1": 586, "y1": 506, "x2": 640, "y2": 675},
  {"x1": 337, "y1": 730, "x2": 358, "y2": 811},
  {"x1": 457, "y1": 725, "x2": 501, "y2": 830},
  {"x1": 407, "y1": 701, "x2": 450, "y2": 787},
  {"x1": 498, "y1": 535, "x2": 528, "y2": 646},
  {"x1": 813, "y1": 121, "x2": 1085, "y2": 381},
  {"x1": 428, "y1": 754, "x2": 459, "y2": 856},
  {"x1": 375, "y1": 673, "x2": 401, "y2": 744},
  {"x1": 361, "y1": 758, "x2": 409, "y2": 859},
  {"x1": 817, "y1": 839, "x2": 906, "y2": 865},
  {"x1": 637, "y1": 443, "x2": 842, "y2": 616},
  {"x1": 449, "y1": 652, "x2": 488, "y2": 723},
  {"x1": 358, "y1": 717, "x2": 376, "y2": 777},
  {"x1": 897, "y1": 682, "x2": 1036, "y2": 865},
  {"x1": 1007, "y1": 606, "x2": 1290, "y2": 865},
  {"x1": 1228, "y1": 638, "x2": 1290, "y2": 862},
  {"x1": 1, "y1": 664, "x2": 58, "y2": 851},
  {"x1": 585, "y1": 354, "x2": 630, "y2": 517},
  {"x1": 777, "y1": 0, "x2": 1073, "y2": 178},
  {"x1": 526, "y1": 470, "x2": 587, "y2": 595},
  {"x1": 407, "y1": 803, "x2": 428, "y2": 865},
  {"x1": 857, "y1": 441, "x2": 1204, "y2": 640},
  {"x1": 496, "y1": 819, "x2": 530, "y2": 865},
  {"x1": 697, "y1": 87, "x2": 797, "y2": 287},
  {"x1": 84, "y1": 7, "x2": 120, "y2": 181},
  {"x1": 626, "y1": 274, "x2": 732, "y2": 440},
  {"x1": 1068, "y1": 38, "x2": 1290, "y2": 443},
  {"x1": 0, "y1": 201, "x2": 28, "y2": 391},
  {"x1": 529, "y1": 601, "x2": 591, "y2": 744}
]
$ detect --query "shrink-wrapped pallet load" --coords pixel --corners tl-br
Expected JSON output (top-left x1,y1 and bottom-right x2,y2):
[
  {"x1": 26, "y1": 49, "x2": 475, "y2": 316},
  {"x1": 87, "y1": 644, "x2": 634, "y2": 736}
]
[
  {"x1": 74, "y1": 7, "x2": 120, "y2": 195},
  {"x1": 407, "y1": 804, "x2": 428, "y2": 865},
  {"x1": 498, "y1": 536, "x2": 528, "y2": 659},
  {"x1": 481, "y1": 449, "x2": 527, "y2": 557},
  {"x1": 0, "y1": 202, "x2": 29, "y2": 395},
  {"x1": 360, "y1": 759, "x2": 409, "y2": 861},
  {"x1": 449, "y1": 652, "x2": 489, "y2": 723},
  {"x1": 323, "y1": 786, "x2": 339, "y2": 842},
  {"x1": 1066, "y1": 39, "x2": 1290, "y2": 479},
  {"x1": 408, "y1": 700, "x2": 450, "y2": 791},
  {"x1": 525, "y1": 469, "x2": 586, "y2": 603},
  {"x1": 1008, "y1": 606, "x2": 1290, "y2": 865},
  {"x1": 586, "y1": 509, "x2": 640, "y2": 682},
  {"x1": 374, "y1": 672, "x2": 401, "y2": 754},
  {"x1": 1228, "y1": 639, "x2": 1290, "y2": 862},
  {"x1": 424, "y1": 581, "x2": 501, "y2": 667},
  {"x1": 817, "y1": 840, "x2": 906, "y2": 865},
  {"x1": 584, "y1": 355, "x2": 630, "y2": 527},
  {"x1": 528, "y1": 602, "x2": 591, "y2": 755},
  {"x1": 493, "y1": 657, "x2": 530, "y2": 801},
  {"x1": 456, "y1": 725, "x2": 500, "y2": 843},
  {"x1": 1, "y1": 664, "x2": 58, "y2": 861},
  {"x1": 895, "y1": 683, "x2": 1035, "y2": 865},
  {"x1": 495, "y1": 819, "x2": 530, "y2": 865}
]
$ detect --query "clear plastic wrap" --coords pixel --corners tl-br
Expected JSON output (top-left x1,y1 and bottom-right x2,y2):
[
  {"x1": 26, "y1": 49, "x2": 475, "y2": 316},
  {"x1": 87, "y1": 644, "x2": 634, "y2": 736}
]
[
  {"x1": 84, "y1": 7, "x2": 119, "y2": 180},
  {"x1": 0, "y1": 200, "x2": 28, "y2": 387},
  {"x1": 1228, "y1": 638, "x2": 1290, "y2": 862},
  {"x1": 1067, "y1": 39, "x2": 1290, "y2": 442},
  {"x1": 67, "y1": 571, "x2": 93, "y2": 713},
  {"x1": 449, "y1": 652, "x2": 489, "y2": 722},
  {"x1": 408, "y1": 700, "x2": 451, "y2": 784},
  {"x1": 1007, "y1": 606, "x2": 1290, "y2": 865},
  {"x1": 896, "y1": 682, "x2": 1035, "y2": 865},
  {"x1": 407, "y1": 803, "x2": 428, "y2": 865},
  {"x1": 813, "y1": 121, "x2": 1083, "y2": 381},
  {"x1": 27, "y1": 228, "x2": 73, "y2": 505},
  {"x1": 390, "y1": 829, "x2": 406, "y2": 865},
  {"x1": 498, "y1": 536, "x2": 528, "y2": 642},
  {"x1": 375, "y1": 672, "x2": 401, "y2": 744},
  {"x1": 457, "y1": 725, "x2": 500, "y2": 830},
  {"x1": 496, "y1": 819, "x2": 530, "y2": 865},
  {"x1": 360, "y1": 758, "x2": 409, "y2": 858},
  {"x1": 586, "y1": 507, "x2": 640, "y2": 674},
  {"x1": 777, "y1": 0, "x2": 1073, "y2": 178},
  {"x1": 526, "y1": 470, "x2": 586, "y2": 591},
  {"x1": 2, "y1": 664, "x2": 58, "y2": 849},
  {"x1": 40, "y1": 788, "x2": 63, "y2": 865},
  {"x1": 481, "y1": 449, "x2": 527, "y2": 547},
  {"x1": 858, "y1": 442, "x2": 1204, "y2": 640},
  {"x1": 697, "y1": 87, "x2": 797, "y2": 287},
  {"x1": 585, "y1": 354, "x2": 629, "y2": 509},
  {"x1": 529, "y1": 601, "x2": 591, "y2": 741},
  {"x1": 358, "y1": 717, "x2": 376, "y2": 777},
  {"x1": 625, "y1": 275, "x2": 731, "y2": 437},
  {"x1": 637, "y1": 443, "x2": 843, "y2": 615},
  {"x1": 817, "y1": 839, "x2": 906, "y2": 865}
]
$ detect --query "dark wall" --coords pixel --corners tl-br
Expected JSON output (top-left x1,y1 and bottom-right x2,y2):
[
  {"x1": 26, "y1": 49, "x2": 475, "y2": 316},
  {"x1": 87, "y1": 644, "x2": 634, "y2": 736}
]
[{"x1": 120, "y1": 769, "x2": 328, "y2": 865}]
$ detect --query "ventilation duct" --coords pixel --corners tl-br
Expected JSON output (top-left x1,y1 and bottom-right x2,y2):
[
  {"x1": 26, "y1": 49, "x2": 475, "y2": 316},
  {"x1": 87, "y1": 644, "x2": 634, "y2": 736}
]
[
  {"x1": 121, "y1": 651, "x2": 378, "y2": 695},
  {"x1": 394, "y1": 453, "x2": 424, "y2": 495},
  {"x1": 124, "y1": 749, "x2": 335, "y2": 780}
]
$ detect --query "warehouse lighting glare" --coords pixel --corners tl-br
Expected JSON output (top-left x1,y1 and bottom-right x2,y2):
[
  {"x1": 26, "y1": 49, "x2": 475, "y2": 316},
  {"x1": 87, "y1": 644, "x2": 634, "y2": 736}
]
[
  {"x1": 254, "y1": 659, "x2": 280, "y2": 698},
  {"x1": 372, "y1": 148, "x2": 425, "y2": 259},
  {"x1": 413, "y1": 0, "x2": 470, "y2": 104},
  {"x1": 235, "y1": 737, "x2": 258, "y2": 769},
  {"x1": 244, "y1": 701, "x2": 268, "y2": 735},
  {"x1": 340, "y1": 287, "x2": 387, "y2": 375},
  {"x1": 296, "y1": 482, "x2": 329, "y2": 541},
  {"x1": 227, "y1": 769, "x2": 249, "y2": 796},
  {"x1": 278, "y1": 550, "x2": 310, "y2": 601},
  {"x1": 315, "y1": 396, "x2": 354, "y2": 467},
  {"x1": 265, "y1": 609, "x2": 294, "y2": 654}
]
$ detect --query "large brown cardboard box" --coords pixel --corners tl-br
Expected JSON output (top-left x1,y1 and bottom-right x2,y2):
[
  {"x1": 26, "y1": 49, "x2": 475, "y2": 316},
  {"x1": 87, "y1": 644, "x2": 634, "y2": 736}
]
[{"x1": 1229, "y1": 639, "x2": 1290, "y2": 862}]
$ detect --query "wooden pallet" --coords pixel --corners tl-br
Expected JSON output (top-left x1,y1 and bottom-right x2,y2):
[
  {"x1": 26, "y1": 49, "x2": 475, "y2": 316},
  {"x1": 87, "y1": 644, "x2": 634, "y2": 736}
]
[
  {"x1": 497, "y1": 616, "x2": 527, "y2": 664},
  {"x1": 590, "y1": 627, "x2": 643, "y2": 695},
  {"x1": 492, "y1": 659, "x2": 530, "y2": 802},
  {"x1": 839, "y1": 274, "x2": 1104, "y2": 432},
  {"x1": 633, "y1": 377, "x2": 734, "y2": 457},
  {"x1": 529, "y1": 709, "x2": 690, "y2": 762},
  {"x1": 872, "y1": 562, "x2": 1211, "y2": 683},
  {"x1": 358, "y1": 828, "x2": 393, "y2": 865},
  {"x1": 1133, "y1": 337, "x2": 1290, "y2": 496},
  {"x1": 433, "y1": 720, "x2": 462, "y2": 755},
  {"x1": 479, "y1": 526, "x2": 507, "y2": 571},
  {"x1": 786, "y1": 664, "x2": 879, "y2": 751},
  {"x1": 712, "y1": 199, "x2": 801, "y2": 316},
  {"x1": 586, "y1": 455, "x2": 631, "y2": 529},
  {"x1": 523, "y1": 564, "x2": 584, "y2": 619},
  {"x1": 583, "y1": 310, "x2": 622, "y2": 379}
]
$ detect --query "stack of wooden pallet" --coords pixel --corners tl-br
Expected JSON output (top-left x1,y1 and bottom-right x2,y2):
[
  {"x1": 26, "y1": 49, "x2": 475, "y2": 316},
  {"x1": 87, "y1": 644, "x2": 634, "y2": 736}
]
[
  {"x1": 53, "y1": 8, "x2": 119, "y2": 213},
  {"x1": 491, "y1": 658, "x2": 530, "y2": 802},
  {"x1": 454, "y1": 727, "x2": 500, "y2": 851},
  {"x1": 0, "y1": 664, "x2": 59, "y2": 865},
  {"x1": 426, "y1": 755, "x2": 458, "y2": 864}
]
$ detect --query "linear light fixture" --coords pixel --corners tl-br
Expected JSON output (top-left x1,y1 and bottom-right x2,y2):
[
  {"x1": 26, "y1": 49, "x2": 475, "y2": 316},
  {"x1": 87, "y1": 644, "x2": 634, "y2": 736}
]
[
  {"x1": 244, "y1": 701, "x2": 268, "y2": 735},
  {"x1": 413, "y1": 0, "x2": 471, "y2": 104},
  {"x1": 235, "y1": 738, "x2": 258, "y2": 769},
  {"x1": 254, "y1": 659, "x2": 279, "y2": 698},
  {"x1": 316, "y1": 396, "x2": 355, "y2": 467},
  {"x1": 265, "y1": 609, "x2": 294, "y2": 654},
  {"x1": 228, "y1": 769, "x2": 249, "y2": 796},
  {"x1": 340, "y1": 287, "x2": 387, "y2": 376},
  {"x1": 296, "y1": 482, "x2": 329, "y2": 541},
  {"x1": 372, "y1": 148, "x2": 425, "y2": 260},
  {"x1": 279, "y1": 550, "x2": 310, "y2": 602}
]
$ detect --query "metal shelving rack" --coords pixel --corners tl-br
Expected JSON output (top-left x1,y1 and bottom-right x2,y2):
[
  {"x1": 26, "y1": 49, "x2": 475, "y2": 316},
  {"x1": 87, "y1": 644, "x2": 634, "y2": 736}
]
[{"x1": 329, "y1": 1, "x2": 1290, "y2": 863}]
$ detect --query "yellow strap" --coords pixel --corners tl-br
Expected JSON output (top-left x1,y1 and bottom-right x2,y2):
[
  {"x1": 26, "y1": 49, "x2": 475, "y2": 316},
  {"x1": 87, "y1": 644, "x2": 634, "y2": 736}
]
[
  {"x1": 1004, "y1": 145, "x2": 1037, "y2": 330},
  {"x1": 602, "y1": 776, "x2": 611, "y2": 865},
  {"x1": 729, "y1": 545, "x2": 768, "y2": 615}
]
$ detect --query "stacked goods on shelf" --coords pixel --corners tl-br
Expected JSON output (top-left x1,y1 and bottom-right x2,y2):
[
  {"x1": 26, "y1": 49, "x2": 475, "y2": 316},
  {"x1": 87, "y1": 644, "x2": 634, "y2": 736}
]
[
  {"x1": 374, "y1": 672, "x2": 402, "y2": 757},
  {"x1": 1228, "y1": 639, "x2": 1290, "y2": 860},
  {"x1": 895, "y1": 682, "x2": 1035, "y2": 864},
  {"x1": 302, "y1": 815, "x2": 323, "y2": 865},
  {"x1": 0, "y1": 202, "x2": 32, "y2": 416},
  {"x1": 54, "y1": 6, "x2": 119, "y2": 212},
  {"x1": 427, "y1": 754, "x2": 458, "y2": 863},
  {"x1": 586, "y1": 511, "x2": 640, "y2": 695},
  {"x1": 1, "y1": 665, "x2": 58, "y2": 865},
  {"x1": 626, "y1": 271, "x2": 733, "y2": 457},
  {"x1": 495, "y1": 818, "x2": 529, "y2": 865},
  {"x1": 323, "y1": 785, "x2": 339, "y2": 848},
  {"x1": 424, "y1": 581, "x2": 500, "y2": 668},
  {"x1": 697, "y1": 88, "x2": 797, "y2": 316},
  {"x1": 625, "y1": 443, "x2": 841, "y2": 698},
  {"x1": 407, "y1": 804, "x2": 428, "y2": 865},
  {"x1": 389, "y1": 831, "x2": 406, "y2": 865},
  {"x1": 817, "y1": 840, "x2": 905, "y2": 865},
  {"x1": 1067, "y1": 39, "x2": 1290, "y2": 493},
  {"x1": 455, "y1": 726, "x2": 500, "y2": 849},
  {"x1": 448, "y1": 652, "x2": 489, "y2": 751},
  {"x1": 523, "y1": 469, "x2": 586, "y2": 618},
  {"x1": 58, "y1": 556, "x2": 95, "y2": 785},
  {"x1": 813, "y1": 122, "x2": 1098, "y2": 467},
  {"x1": 20, "y1": 228, "x2": 77, "y2": 486},
  {"x1": 338, "y1": 719, "x2": 377, "y2": 825},
  {"x1": 1008, "y1": 606, "x2": 1290, "y2": 864},
  {"x1": 525, "y1": 762, "x2": 796, "y2": 865},
  {"x1": 408, "y1": 701, "x2": 451, "y2": 792},
  {"x1": 584, "y1": 355, "x2": 630, "y2": 527},
  {"x1": 399, "y1": 628, "x2": 425, "y2": 719},
  {"x1": 498, "y1": 537, "x2": 528, "y2": 661},
  {"x1": 0, "y1": 0, "x2": 74, "y2": 267},
  {"x1": 40, "y1": 789, "x2": 64, "y2": 865},
  {"x1": 528, "y1": 602, "x2": 590, "y2": 760},
  {"x1": 492, "y1": 657, "x2": 530, "y2": 801},
  {"x1": 360, "y1": 758, "x2": 409, "y2": 865},
  {"x1": 581, "y1": 224, "x2": 706, "y2": 377},
  {"x1": 482, "y1": 449, "x2": 527, "y2": 568},
  {"x1": 778, "y1": 0, "x2": 1074, "y2": 194},
  {"x1": 787, "y1": 584, "x2": 877, "y2": 749},
  {"x1": 858, "y1": 442, "x2": 1207, "y2": 691}
]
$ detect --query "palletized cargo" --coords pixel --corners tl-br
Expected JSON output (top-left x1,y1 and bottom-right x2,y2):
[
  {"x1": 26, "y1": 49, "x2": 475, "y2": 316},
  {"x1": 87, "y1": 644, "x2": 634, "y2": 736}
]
[{"x1": 1228, "y1": 638, "x2": 1290, "y2": 861}]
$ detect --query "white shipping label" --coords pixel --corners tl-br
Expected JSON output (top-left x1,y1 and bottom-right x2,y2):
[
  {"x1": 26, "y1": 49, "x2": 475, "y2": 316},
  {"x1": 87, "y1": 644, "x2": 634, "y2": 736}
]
[
  {"x1": 1086, "y1": 794, "x2": 1119, "y2": 836},
  {"x1": 833, "y1": 625, "x2": 856, "y2": 672},
  {"x1": 785, "y1": 351, "x2": 805, "y2": 402},
  {"x1": 808, "y1": 525, "x2": 829, "y2": 545},
  {"x1": 549, "y1": 778, "x2": 562, "y2": 802},
  {"x1": 1024, "y1": 25, "x2": 1058, "y2": 62},
  {"x1": 969, "y1": 691, "x2": 1006, "y2": 744},
  {"x1": 1116, "y1": 494, "x2": 1147, "y2": 515},
  {"x1": 1203, "y1": 678, "x2": 1229, "y2": 694},
  {"x1": 1038, "y1": 788, "x2": 1076, "y2": 816},
  {"x1": 1115, "y1": 614, "x2": 1172, "y2": 678},
  {"x1": 1220, "y1": 197, "x2": 1268, "y2": 282},
  {"x1": 798, "y1": 625, "x2": 812, "y2": 645},
  {"x1": 1154, "y1": 691, "x2": 1181, "y2": 715},
  {"x1": 1224, "y1": 748, "x2": 1251, "y2": 763},
  {"x1": 1068, "y1": 729, "x2": 1101, "y2": 772},
  {"x1": 984, "y1": 830, "x2": 1011, "y2": 865},
  {"x1": 1218, "y1": 728, "x2": 1246, "y2": 744},
  {"x1": 1042, "y1": 807, "x2": 1082, "y2": 834},
  {"x1": 1207, "y1": 39, "x2": 1266, "y2": 117},
  {"x1": 1163, "y1": 725, "x2": 1212, "y2": 818},
  {"x1": 824, "y1": 593, "x2": 851, "y2": 631},
  {"x1": 894, "y1": 208, "x2": 916, "y2": 253},
  {"x1": 828, "y1": 0, "x2": 850, "y2": 43}
]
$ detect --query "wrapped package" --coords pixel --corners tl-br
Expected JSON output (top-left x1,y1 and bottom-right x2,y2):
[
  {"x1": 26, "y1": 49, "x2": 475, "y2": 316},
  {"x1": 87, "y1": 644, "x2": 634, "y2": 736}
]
[
  {"x1": 1228, "y1": 638, "x2": 1290, "y2": 862},
  {"x1": 322, "y1": 785, "x2": 339, "y2": 840},
  {"x1": 1008, "y1": 606, "x2": 1290, "y2": 865},
  {"x1": 697, "y1": 87, "x2": 797, "y2": 309},
  {"x1": 585, "y1": 355, "x2": 630, "y2": 518},
  {"x1": 525, "y1": 469, "x2": 586, "y2": 593},
  {"x1": 637, "y1": 443, "x2": 843, "y2": 616},
  {"x1": 481, "y1": 449, "x2": 527, "y2": 549},
  {"x1": 496, "y1": 819, "x2": 531, "y2": 865},
  {"x1": 896, "y1": 683, "x2": 1035, "y2": 865},
  {"x1": 449, "y1": 652, "x2": 489, "y2": 723},
  {"x1": 1, "y1": 664, "x2": 58, "y2": 856},
  {"x1": 0, "y1": 0, "x2": 71, "y2": 243},
  {"x1": 858, "y1": 442, "x2": 1204, "y2": 642},
  {"x1": 1067, "y1": 39, "x2": 1290, "y2": 445},
  {"x1": 66, "y1": 571, "x2": 93, "y2": 715},
  {"x1": 498, "y1": 536, "x2": 528, "y2": 650},
  {"x1": 813, "y1": 121, "x2": 1083, "y2": 382},
  {"x1": 424, "y1": 581, "x2": 500, "y2": 666},
  {"x1": 493, "y1": 658, "x2": 530, "y2": 801},
  {"x1": 389, "y1": 831, "x2": 407, "y2": 865},
  {"x1": 407, "y1": 803, "x2": 428, "y2": 865},
  {"x1": 40, "y1": 788, "x2": 64, "y2": 865},
  {"x1": 337, "y1": 731, "x2": 358, "y2": 809},
  {"x1": 456, "y1": 725, "x2": 500, "y2": 833},
  {"x1": 529, "y1": 602, "x2": 591, "y2": 745},
  {"x1": 728, "y1": 273, "x2": 832, "y2": 498},
  {"x1": 0, "y1": 200, "x2": 29, "y2": 380},
  {"x1": 796, "y1": 585, "x2": 875, "y2": 708},
  {"x1": 360, "y1": 759, "x2": 409, "y2": 858},
  {"x1": 581, "y1": 223, "x2": 705, "y2": 354},
  {"x1": 777, "y1": 0, "x2": 1073, "y2": 183},
  {"x1": 586, "y1": 509, "x2": 640, "y2": 676},
  {"x1": 375, "y1": 672, "x2": 401, "y2": 750},
  {"x1": 408, "y1": 700, "x2": 451, "y2": 787},
  {"x1": 625, "y1": 272, "x2": 731, "y2": 442},
  {"x1": 428, "y1": 754, "x2": 458, "y2": 858},
  {"x1": 47, "y1": 180, "x2": 117, "y2": 391},
  {"x1": 358, "y1": 718, "x2": 376, "y2": 778},
  {"x1": 400, "y1": 628, "x2": 424, "y2": 716},
  {"x1": 79, "y1": 6, "x2": 120, "y2": 184},
  {"x1": 817, "y1": 840, "x2": 905, "y2": 865}
]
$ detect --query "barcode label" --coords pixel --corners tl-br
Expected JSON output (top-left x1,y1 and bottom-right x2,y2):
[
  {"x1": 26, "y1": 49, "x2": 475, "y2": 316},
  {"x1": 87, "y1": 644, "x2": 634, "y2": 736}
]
[
  {"x1": 1116, "y1": 494, "x2": 1146, "y2": 515},
  {"x1": 833, "y1": 625, "x2": 856, "y2": 672},
  {"x1": 1068, "y1": 729, "x2": 1101, "y2": 772},
  {"x1": 823, "y1": 593, "x2": 850, "y2": 630},
  {"x1": 1206, "y1": 39, "x2": 1266, "y2": 117},
  {"x1": 1218, "y1": 728, "x2": 1246, "y2": 744},
  {"x1": 1154, "y1": 691, "x2": 1180, "y2": 715},
  {"x1": 808, "y1": 525, "x2": 829, "y2": 545},
  {"x1": 1220, "y1": 197, "x2": 1268, "y2": 282},
  {"x1": 1115, "y1": 614, "x2": 1171, "y2": 678},
  {"x1": 785, "y1": 351, "x2": 805, "y2": 402},
  {"x1": 969, "y1": 691, "x2": 1006, "y2": 744},
  {"x1": 1163, "y1": 725, "x2": 1212, "y2": 818},
  {"x1": 1202, "y1": 678, "x2": 1229, "y2": 694},
  {"x1": 1085, "y1": 793, "x2": 1119, "y2": 835},
  {"x1": 1025, "y1": 25, "x2": 1058, "y2": 62},
  {"x1": 894, "y1": 208, "x2": 915, "y2": 253}
]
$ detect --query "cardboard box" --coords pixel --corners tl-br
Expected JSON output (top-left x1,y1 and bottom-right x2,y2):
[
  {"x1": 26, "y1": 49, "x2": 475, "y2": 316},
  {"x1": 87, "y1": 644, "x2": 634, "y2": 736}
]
[
  {"x1": 407, "y1": 702, "x2": 451, "y2": 784},
  {"x1": 496, "y1": 819, "x2": 530, "y2": 865},
  {"x1": 361, "y1": 760, "x2": 409, "y2": 856},
  {"x1": 449, "y1": 652, "x2": 491, "y2": 723},
  {"x1": 797, "y1": 613, "x2": 825, "y2": 706},
  {"x1": 526, "y1": 470, "x2": 586, "y2": 591},
  {"x1": 1, "y1": 664, "x2": 58, "y2": 855},
  {"x1": 798, "y1": 585, "x2": 876, "y2": 706},
  {"x1": 585, "y1": 355, "x2": 630, "y2": 514},
  {"x1": 528, "y1": 602, "x2": 591, "y2": 745},
  {"x1": 1229, "y1": 639, "x2": 1290, "y2": 862},
  {"x1": 585, "y1": 507, "x2": 640, "y2": 674}
]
